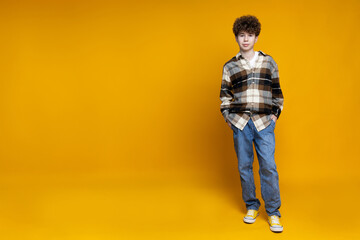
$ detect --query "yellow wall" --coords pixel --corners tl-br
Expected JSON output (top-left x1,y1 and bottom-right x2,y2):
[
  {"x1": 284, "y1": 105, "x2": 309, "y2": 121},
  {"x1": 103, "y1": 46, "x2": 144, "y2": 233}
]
[
  {"x1": 0, "y1": 0, "x2": 359, "y2": 239},
  {"x1": 1, "y1": 0, "x2": 359, "y2": 183}
]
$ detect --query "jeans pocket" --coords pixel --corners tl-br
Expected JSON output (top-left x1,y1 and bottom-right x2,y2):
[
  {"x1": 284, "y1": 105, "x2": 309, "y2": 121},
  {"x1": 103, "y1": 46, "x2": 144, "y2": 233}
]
[
  {"x1": 230, "y1": 123, "x2": 238, "y2": 131},
  {"x1": 270, "y1": 119, "x2": 276, "y2": 128}
]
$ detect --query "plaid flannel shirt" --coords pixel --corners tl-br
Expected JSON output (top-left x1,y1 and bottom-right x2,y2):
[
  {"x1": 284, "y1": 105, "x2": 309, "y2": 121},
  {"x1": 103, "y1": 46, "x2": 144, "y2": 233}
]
[{"x1": 219, "y1": 50, "x2": 284, "y2": 132}]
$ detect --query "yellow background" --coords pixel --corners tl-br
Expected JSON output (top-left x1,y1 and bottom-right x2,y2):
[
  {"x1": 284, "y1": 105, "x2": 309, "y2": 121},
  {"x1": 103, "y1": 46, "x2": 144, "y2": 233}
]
[{"x1": 0, "y1": 0, "x2": 359, "y2": 239}]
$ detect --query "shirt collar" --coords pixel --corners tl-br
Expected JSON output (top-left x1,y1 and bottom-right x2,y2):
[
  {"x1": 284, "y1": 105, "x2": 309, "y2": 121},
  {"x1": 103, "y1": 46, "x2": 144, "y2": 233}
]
[{"x1": 236, "y1": 50, "x2": 266, "y2": 60}]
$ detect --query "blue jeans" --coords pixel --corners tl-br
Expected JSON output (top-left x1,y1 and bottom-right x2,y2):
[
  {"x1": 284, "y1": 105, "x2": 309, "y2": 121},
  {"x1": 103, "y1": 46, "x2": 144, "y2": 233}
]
[{"x1": 232, "y1": 118, "x2": 281, "y2": 217}]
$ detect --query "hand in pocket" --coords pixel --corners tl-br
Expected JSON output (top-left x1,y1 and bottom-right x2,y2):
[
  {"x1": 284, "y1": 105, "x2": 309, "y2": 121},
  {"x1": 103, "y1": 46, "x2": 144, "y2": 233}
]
[{"x1": 226, "y1": 120, "x2": 232, "y2": 129}]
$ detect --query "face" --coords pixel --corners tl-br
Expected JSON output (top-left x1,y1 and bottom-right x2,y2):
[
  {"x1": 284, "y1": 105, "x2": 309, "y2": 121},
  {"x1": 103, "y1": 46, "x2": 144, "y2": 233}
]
[{"x1": 236, "y1": 31, "x2": 258, "y2": 51}]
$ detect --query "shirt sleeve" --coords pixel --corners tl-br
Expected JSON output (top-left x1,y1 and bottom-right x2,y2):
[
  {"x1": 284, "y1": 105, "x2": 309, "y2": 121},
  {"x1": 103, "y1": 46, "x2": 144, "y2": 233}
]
[
  {"x1": 270, "y1": 60, "x2": 284, "y2": 118},
  {"x1": 219, "y1": 66, "x2": 233, "y2": 121}
]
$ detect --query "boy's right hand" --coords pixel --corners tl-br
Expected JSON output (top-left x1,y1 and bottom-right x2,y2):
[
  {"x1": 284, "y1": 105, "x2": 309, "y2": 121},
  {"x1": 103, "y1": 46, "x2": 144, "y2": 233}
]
[{"x1": 226, "y1": 120, "x2": 232, "y2": 129}]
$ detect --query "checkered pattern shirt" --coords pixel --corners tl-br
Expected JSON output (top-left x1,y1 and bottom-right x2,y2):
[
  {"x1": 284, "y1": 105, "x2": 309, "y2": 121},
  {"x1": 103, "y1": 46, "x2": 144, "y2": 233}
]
[{"x1": 219, "y1": 50, "x2": 284, "y2": 132}]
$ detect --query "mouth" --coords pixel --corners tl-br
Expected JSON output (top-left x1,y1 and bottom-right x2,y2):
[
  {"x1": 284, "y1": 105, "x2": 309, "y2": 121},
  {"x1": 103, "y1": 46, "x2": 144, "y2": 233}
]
[{"x1": 243, "y1": 44, "x2": 249, "y2": 47}]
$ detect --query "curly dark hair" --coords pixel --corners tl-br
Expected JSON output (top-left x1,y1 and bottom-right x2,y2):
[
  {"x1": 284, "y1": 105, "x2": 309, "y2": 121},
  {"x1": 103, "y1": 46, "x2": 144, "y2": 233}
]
[{"x1": 232, "y1": 15, "x2": 261, "y2": 37}]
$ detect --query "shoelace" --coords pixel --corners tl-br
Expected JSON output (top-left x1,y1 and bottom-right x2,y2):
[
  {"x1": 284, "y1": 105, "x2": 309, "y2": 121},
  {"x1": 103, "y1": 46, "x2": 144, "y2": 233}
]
[
  {"x1": 270, "y1": 216, "x2": 280, "y2": 225},
  {"x1": 246, "y1": 210, "x2": 256, "y2": 217}
]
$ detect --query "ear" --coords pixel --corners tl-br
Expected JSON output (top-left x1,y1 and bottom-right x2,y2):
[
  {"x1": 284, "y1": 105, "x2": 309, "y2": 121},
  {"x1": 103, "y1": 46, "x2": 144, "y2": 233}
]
[{"x1": 255, "y1": 36, "x2": 258, "y2": 43}]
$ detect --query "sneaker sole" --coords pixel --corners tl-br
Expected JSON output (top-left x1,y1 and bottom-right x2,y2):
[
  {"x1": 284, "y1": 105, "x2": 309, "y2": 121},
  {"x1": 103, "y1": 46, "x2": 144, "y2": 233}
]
[{"x1": 269, "y1": 226, "x2": 283, "y2": 233}]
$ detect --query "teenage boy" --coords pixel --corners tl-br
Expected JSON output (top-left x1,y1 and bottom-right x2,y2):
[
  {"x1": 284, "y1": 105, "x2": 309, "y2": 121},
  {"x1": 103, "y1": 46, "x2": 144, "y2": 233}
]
[{"x1": 219, "y1": 15, "x2": 284, "y2": 233}]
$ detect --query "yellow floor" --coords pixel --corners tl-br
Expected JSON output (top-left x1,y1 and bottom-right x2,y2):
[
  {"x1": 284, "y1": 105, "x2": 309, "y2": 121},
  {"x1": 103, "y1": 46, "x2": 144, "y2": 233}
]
[{"x1": 0, "y1": 173, "x2": 359, "y2": 240}]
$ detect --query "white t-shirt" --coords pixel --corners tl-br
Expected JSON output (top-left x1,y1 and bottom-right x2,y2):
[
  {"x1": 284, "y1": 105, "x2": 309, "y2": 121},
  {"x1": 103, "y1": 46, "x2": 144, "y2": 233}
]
[{"x1": 249, "y1": 51, "x2": 259, "y2": 68}]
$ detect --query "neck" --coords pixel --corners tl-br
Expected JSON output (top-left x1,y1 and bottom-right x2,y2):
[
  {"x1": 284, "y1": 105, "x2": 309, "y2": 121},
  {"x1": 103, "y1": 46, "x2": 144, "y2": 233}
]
[{"x1": 240, "y1": 49, "x2": 255, "y2": 60}]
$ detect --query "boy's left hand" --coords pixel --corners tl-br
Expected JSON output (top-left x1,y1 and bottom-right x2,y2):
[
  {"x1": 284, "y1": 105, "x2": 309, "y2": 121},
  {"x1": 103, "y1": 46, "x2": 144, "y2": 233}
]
[{"x1": 270, "y1": 114, "x2": 278, "y2": 123}]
